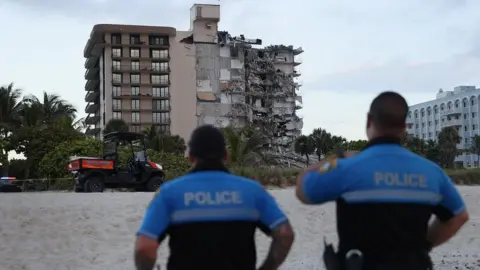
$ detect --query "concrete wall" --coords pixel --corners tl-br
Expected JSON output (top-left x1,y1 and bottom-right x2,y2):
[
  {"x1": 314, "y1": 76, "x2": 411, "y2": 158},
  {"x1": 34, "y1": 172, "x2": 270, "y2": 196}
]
[{"x1": 170, "y1": 31, "x2": 197, "y2": 145}]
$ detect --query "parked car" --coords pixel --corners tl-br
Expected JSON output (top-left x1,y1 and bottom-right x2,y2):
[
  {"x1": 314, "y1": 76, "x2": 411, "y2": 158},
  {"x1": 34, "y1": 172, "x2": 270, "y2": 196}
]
[{"x1": 0, "y1": 177, "x2": 22, "y2": 192}]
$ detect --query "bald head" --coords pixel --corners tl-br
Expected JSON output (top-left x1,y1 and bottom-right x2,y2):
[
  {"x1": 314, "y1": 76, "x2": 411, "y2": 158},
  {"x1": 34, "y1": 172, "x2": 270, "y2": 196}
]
[{"x1": 368, "y1": 91, "x2": 409, "y2": 130}]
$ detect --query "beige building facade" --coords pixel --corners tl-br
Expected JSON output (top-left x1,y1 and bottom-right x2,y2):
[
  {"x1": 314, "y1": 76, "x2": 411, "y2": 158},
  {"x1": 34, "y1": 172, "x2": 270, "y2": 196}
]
[{"x1": 84, "y1": 4, "x2": 303, "y2": 154}]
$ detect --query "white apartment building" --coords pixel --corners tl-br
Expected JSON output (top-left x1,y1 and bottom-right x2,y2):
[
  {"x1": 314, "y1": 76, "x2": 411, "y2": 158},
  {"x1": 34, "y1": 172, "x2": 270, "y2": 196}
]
[{"x1": 407, "y1": 85, "x2": 480, "y2": 166}]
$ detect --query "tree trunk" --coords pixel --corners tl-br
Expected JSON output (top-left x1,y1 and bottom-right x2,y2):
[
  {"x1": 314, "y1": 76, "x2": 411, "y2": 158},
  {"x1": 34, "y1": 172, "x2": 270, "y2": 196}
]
[
  {"x1": 1, "y1": 158, "x2": 9, "y2": 177},
  {"x1": 305, "y1": 154, "x2": 310, "y2": 166}
]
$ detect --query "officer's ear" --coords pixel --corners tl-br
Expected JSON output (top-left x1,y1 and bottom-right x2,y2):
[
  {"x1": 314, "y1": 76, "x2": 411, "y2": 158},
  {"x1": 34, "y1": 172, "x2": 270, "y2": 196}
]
[
  {"x1": 188, "y1": 152, "x2": 196, "y2": 164},
  {"x1": 366, "y1": 113, "x2": 373, "y2": 128},
  {"x1": 223, "y1": 151, "x2": 229, "y2": 162}
]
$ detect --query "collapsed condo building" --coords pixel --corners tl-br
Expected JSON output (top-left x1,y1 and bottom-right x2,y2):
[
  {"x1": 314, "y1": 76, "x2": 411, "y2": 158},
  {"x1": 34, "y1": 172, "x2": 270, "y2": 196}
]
[{"x1": 191, "y1": 30, "x2": 304, "y2": 155}]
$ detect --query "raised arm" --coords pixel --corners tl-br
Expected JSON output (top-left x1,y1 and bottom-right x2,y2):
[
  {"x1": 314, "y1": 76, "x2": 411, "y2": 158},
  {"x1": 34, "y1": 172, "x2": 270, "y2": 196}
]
[
  {"x1": 428, "y1": 172, "x2": 469, "y2": 248},
  {"x1": 135, "y1": 188, "x2": 171, "y2": 270},
  {"x1": 256, "y1": 188, "x2": 294, "y2": 270},
  {"x1": 295, "y1": 157, "x2": 348, "y2": 205}
]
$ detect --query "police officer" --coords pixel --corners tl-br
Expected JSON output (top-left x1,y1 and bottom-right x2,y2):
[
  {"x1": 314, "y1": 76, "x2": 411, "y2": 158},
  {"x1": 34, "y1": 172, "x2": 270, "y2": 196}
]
[
  {"x1": 295, "y1": 91, "x2": 469, "y2": 270},
  {"x1": 134, "y1": 125, "x2": 294, "y2": 270}
]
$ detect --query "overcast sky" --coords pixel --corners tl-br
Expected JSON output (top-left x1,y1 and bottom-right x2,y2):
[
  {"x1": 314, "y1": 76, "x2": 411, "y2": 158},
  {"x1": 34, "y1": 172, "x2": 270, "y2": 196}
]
[{"x1": 1, "y1": 0, "x2": 480, "y2": 141}]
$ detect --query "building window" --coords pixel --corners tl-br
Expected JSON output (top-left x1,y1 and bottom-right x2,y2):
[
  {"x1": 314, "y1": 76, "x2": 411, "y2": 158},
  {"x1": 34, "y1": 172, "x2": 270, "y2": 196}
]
[
  {"x1": 427, "y1": 110, "x2": 431, "y2": 116},
  {"x1": 465, "y1": 126, "x2": 468, "y2": 131},
  {"x1": 151, "y1": 49, "x2": 169, "y2": 59},
  {"x1": 151, "y1": 75, "x2": 169, "y2": 84},
  {"x1": 130, "y1": 125, "x2": 141, "y2": 132},
  {"x1": 152, "y1": 87, "x2": 169, "y2": 97},
  {"x1": 113, "y1": 112, "x2": 122, "y2": 119},
  {"x1": 131, "y1": 61, "x2": 140, "y2": 71},
  {"x1": 152, "y1": 62, "x2": 169, "y2": 71},
  {"x1": 130, "y1": 74, "x2": 140, "y2": 84},
  {"x1": 130, "y1": 48, "x2": 140, "y2": 58},
  {"x1": 414, "y1": 112, "x2": 418, "y2": 118},
  {"x1": 112, "y1": 47, "x2": 122, "y2": 57},
  {"x1": 153, "y1": 99, "x2": 170, "y2": 110},
  {"x1": 112, "y1": 60, "x2": 121, "y2": 71},
  {"x1": 153, "y1": 112, "x2": 170, "y2": 123},
  {"x1": 472, "y1": 99, "x2": 476, "y2": 106},
  {"x1": 464, "y1": 101, "x2": 467, "y2": 107},
  {"x1": 131, "y1": 86, "x2": 140, "y2": 96},
  {"x1": 112, "y1": 86, "x2": 121, "y2": 97},
  {"x1": 435, "y1": 120, "x2": 438, "y2": 125},
  {"x1": 434, "y1": 108, "x2": 438, "y2": 114},
  {"x1": 156, "y1": 124, "x2": 170, "y2": 134},
  {"x1": 473, "y1": 112, "x2": 476, "y2": 118},
  {"x1": 132, "y1": 99, "x2": 140, "y2": 110},
  {"x1": 428, "y1": 132, "x2": 432, "y2": 137},
  {"x1": 111, "y1": 34, "x2": 122, "y2": 44},
  {"x1": 149, "y1": 36, "x2": 169, "y2": 45},
  {"x1": 131, "y1": 112, "x2": 140, "y2": 123},
  {"x1": 113, "y1": 99, "x2": 122, "y2": 110},
  {"x1": 465, "y1": 137, "x2": 469, "y2": 144},
  {"x1": 112, "y1": 73, "x2": 122, "y2": 83},
  {"x1": 421, "y1": 123, "x2": 425, "y2": 128},
  {"x1": 428, "y1": 121, "x2": 431, "y2": 126},
  {"x1": 473, "y1": 125, "x2": 476, "y2": 130},
  {"x1": 130, "y1": 34, "x2": 141, "y2": 45},
  {"x1": 464, "y1": 113, "x2": 468, "y2": 119},
  {"x1": 421, "y1": 111, "x2": 424, "y2": 117}
]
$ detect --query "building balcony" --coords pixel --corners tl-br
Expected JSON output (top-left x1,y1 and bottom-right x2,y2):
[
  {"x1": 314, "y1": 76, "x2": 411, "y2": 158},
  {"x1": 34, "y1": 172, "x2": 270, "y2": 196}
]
[
  {"x1": 294, "y1": 80, "x2": 303, "y2": 89},
  {"x1": 85, "y1": 79, "x2": 100, "y2": 91},
  {"x1": 85, "y1": 103, "x2": 100, "y2": 114},
  {"x1": 293, "y1": 47, "x2": 304, "y2": 55},
  {"x1": 85, "y1": 57, "x2": 97, "y2": 69},
  {"x1": 293, "y1": 69, "x2": 301, "y2": 77},
  {"x1": 149, "y1": 67, "x2": 171, "y2": 74},
  {"x1": 85, "y1": 127, "x2": 101, "y2": 136},
  {"x1": 152, "y1": 118, "x2": 172, "y2": 125},
  {"x1": 114, "y1": 93, "x2": 171, "y2": 99},
  {"x1": 85, "y1": 91, "x2": 99, "y2": 102},
  {"x1": 112, "y1": 66, "x2": 170, "y2": 74},
  {"x1": 111, "y1": 80, "x2": 170, "y2": 87},
  {"x1": 85, "y1": 67, "x2": 99, "y2": 80},
  {"x1": 442, "y1": 119, "x2": 463, "y2": 128},
  {"x1": 441, "y1": 108, "x2": 462, "y2": 116},
  {"x1": 84, "y1": 39, "x2": 105, "y2": 58},
  {"x1": 85, "y1": 115, "x2": 100, "y2": 125},
  {"x1": 293, "y1": 56, "x2": 302, "y2": 66}
]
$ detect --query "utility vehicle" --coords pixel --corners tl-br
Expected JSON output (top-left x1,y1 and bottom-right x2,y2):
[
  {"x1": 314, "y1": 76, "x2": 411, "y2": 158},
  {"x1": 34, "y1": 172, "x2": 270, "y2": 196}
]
[{"x1": 68, "y1": 131, "x2": 164, "y2": 192}]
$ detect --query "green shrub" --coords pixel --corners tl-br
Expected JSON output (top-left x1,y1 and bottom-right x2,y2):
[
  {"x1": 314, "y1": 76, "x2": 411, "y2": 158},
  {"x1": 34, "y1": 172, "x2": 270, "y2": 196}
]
[{"x1": 37, "y1": 144, "x2": 480, "y2": 191}]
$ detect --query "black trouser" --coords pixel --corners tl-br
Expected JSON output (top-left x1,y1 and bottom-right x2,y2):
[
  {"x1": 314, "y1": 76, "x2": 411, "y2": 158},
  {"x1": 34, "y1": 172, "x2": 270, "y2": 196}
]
[
  {"x1": 339, "y1": 252, "x2": 433, "y2": 270},
  {"x1": 360, "y1": 256, "x2": 433, "y2": 270}
]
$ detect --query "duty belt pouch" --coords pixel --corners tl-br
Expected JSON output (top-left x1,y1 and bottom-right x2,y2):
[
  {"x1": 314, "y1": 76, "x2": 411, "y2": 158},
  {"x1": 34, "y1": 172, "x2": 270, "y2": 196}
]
[
  {"x1": 323, "y1": 238, "x2": 341, "y2": 270},
  {"x1": 344, "y1": 250, "x2": 363, "y2": 270}
]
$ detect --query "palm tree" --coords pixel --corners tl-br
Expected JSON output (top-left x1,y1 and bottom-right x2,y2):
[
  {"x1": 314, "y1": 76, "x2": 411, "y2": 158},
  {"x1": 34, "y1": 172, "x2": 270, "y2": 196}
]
[
  {"x1": 20, "y1": 91, "x2": 77, "y2": 125},
  {"x1": 222, "y1": 125, "x2": 269, "y2": 166},
  {"x1": 294, "y1": 135, "x2": 314, "y2": 165},
  {"x1": 104, "y1": 119, "x2": 129, "y2": 134},
  {"x1": 0, "y1": 83, "x2": 23, "y2": 176},
  {"x1": 438, "y1": 127, "x2": 460, "y2": 168},
  {"x1": 310, "y1": 128, "x2": 333, "y2": 160}
]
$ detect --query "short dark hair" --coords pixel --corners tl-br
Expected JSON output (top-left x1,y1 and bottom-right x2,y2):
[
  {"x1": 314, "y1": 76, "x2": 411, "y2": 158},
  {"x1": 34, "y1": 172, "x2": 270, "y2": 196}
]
[
  {"x1": 188, "y1": 125, "x2": 227, "y2": 161},
  {"x1": 368, "y1": 91, "x2": 409, "y2": 129}
]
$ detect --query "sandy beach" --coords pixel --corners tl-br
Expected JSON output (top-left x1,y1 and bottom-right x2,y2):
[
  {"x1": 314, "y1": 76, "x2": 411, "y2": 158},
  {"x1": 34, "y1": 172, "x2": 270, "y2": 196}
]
[{"x1": 0, "y1": 187, "x2": 479, "y2": 270}]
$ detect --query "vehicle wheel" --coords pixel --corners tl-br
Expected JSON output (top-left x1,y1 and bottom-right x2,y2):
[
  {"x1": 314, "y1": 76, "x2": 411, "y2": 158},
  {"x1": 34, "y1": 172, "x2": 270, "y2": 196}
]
[
  {"x1": 146, "y1": 176, "x2": 163, "y2": 192},
  {"x1": 84, "y1": 177, "x2": 104, "y2": 193}
]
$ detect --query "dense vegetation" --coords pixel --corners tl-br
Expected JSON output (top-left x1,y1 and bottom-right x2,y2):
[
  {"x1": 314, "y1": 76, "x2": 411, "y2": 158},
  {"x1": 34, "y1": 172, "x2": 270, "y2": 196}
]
[{"x1": 1, "y1": 82, "x2": 480, "y2": 191}]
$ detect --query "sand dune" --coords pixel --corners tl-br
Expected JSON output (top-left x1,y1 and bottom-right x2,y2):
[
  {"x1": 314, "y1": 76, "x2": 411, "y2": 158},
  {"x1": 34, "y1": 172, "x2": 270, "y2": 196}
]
[{"x1": 1, "y1": 187, "x2": 479, "y2": 270}]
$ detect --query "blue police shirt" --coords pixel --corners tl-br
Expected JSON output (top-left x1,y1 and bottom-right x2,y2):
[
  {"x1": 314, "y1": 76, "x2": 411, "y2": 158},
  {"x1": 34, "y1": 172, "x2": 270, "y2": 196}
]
[
  {"x1": 301, "y1": 139, "x2": 466, "y2": 260},
  {"x1": 137, "y1": 170, "x2": 288, "y2": 270}
]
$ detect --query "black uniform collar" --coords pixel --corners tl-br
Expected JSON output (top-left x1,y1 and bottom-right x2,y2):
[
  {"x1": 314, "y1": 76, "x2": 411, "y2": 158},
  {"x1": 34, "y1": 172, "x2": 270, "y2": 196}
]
[{"x1": 364, "y1": 136, "x2": 402, "y2": 150}]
